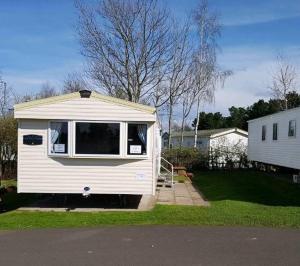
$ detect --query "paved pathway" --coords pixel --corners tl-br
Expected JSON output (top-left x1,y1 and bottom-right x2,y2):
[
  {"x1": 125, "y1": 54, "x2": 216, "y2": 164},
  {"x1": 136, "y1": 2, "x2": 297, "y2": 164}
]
[
  {"x1": 156, "y1": 181, "x2": 209, "y2": 206},
  {"x1": 0, "y1": 226, "x2": 299, "y2": 266}
]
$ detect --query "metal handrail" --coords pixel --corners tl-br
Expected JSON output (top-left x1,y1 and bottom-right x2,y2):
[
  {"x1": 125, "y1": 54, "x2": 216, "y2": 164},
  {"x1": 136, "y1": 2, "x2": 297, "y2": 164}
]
[
  {"x1": 160, "y1": 157, "x2": 174, "y2": 187},
  {"x1": 161, "y1": 165, "x2": 172, "y2": 175}
]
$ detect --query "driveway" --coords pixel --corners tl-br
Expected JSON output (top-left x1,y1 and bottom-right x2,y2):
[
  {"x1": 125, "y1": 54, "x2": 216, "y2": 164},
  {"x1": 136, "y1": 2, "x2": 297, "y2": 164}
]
[{"x1": 0, "y1": 226, "x2": 299, "y2": 266}]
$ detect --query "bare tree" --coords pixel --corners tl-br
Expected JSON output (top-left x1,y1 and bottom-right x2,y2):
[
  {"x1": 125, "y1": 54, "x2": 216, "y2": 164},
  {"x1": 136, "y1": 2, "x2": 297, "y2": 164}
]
[
  {"x1": 0, "y1": 117, "x2": 17, "y2": 185},
  {"x1": 36, "y1": 82, "x2": 58, "y2": 99},
  {"x1": 75, "y1": 0, "x2": 173, "y2": 103},
  {"x1": 192, "y1": 0, "x2": 230, "y2": 148},
  {"x1": 0, "y1": 76, "x2": 17, "y2": 185},
  {"x1": 179, "y1": 78, "x2": 198, "y2": 148},
  {"x1": 269, "y1": 55, "x2": 298, "y2": 110},
  {"x1": 0, "y1": 79, "x2": 8, "y2": 117},
  {"x1": 14, "y1": 82, "x2": 59, "y2": 105},
  {"x1": 14, "y1": 92, "x2": 37, "y2": 104},
  {"x1": 63, "y1": 72, "x2": 89, "y2": 93},
  {"x1": 0, "y1": 77, "x2": 14, "y2": 118},
  {"x1": 161, "y1": 22, "x2": 193, "y2": 149}
]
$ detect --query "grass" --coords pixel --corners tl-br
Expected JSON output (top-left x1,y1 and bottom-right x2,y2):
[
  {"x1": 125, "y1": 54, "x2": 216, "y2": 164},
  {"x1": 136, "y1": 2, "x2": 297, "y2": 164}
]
[
  {"x1": 1, "y1": 170, "x2": 300, "y2": 230},
  {"x1": 0, "y1": 179, "x2": 17, "y2": 188}
]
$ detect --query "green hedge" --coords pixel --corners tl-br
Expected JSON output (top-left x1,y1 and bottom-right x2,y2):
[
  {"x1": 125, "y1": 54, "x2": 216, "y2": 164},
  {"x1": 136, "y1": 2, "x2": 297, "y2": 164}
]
[{"x1": 161, "y1": 148, "x2": 209, "y2": 170}]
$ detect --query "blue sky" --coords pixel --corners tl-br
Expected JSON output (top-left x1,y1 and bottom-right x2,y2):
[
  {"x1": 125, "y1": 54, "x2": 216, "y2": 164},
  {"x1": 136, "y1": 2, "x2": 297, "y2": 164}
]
[{"x1": 1, "y1": 0, "x2": 300, "y2": 116}]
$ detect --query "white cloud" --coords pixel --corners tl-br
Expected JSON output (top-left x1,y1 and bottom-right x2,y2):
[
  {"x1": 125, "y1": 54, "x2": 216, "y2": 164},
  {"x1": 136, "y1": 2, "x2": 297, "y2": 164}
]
[
  {"x1": 203, "y1": 45, "x2": 300, "y2": 115},
  {"x1": 220, "y1": 1, "x2": 300, "y2": 27},
  {"x1": 222, "y1": 14, "x2": 300, "y2": 27}
]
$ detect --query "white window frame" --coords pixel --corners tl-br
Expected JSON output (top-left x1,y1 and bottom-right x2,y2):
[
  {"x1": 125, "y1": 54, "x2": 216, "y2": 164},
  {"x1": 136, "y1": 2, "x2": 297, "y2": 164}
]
[
  {"x1": 125, "y1": 122, "x2": 150, "y2": 159},
  {"x1": 72, "y1": 121, "x2": 123, "y2": 158},
  {"x1": 48, "y1": 120, "x2": 71, "y2": 157}
]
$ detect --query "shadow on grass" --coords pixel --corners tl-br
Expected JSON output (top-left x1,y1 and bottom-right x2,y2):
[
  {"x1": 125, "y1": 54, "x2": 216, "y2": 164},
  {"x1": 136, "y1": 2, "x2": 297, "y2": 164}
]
[{"x1": 193, "y1": 169, "x2": 300, "y2": 207}]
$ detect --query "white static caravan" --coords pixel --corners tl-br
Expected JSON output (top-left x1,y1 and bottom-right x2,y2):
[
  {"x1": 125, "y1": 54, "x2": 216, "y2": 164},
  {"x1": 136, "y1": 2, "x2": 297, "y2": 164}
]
[
  {"x1": 14, "y1": 90, "x2": 161, "y2": 196},
  {"x1": 248, "y1": 107, "x2": 300, "y2": 170},
  {"x1": 163, "y1": 128, "x2": 248, "y2": 152}
]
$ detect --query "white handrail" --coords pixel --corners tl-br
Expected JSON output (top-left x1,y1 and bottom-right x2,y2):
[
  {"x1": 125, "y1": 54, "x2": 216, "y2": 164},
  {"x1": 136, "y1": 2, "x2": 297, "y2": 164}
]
[
  {"x1": 160, "y1": 157, "x2": 174, "y2": 187},
  {"x1": 161, "y1": 165, "x2": 171, "y2": 175}
]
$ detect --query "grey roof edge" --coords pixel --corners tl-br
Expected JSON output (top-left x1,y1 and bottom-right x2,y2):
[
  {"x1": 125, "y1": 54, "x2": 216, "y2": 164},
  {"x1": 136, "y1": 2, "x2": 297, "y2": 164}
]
[
  {"x1": 247, "y1": 106, "x2": 300, "y2": 123},
  {"x1": 166, "y1": 127, "x2": 248, "y2": 138}
]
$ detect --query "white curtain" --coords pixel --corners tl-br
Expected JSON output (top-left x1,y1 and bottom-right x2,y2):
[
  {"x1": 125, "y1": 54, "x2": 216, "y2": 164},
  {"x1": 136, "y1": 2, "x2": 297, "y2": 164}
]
[
  {"x1": 137, "y1": 125, "x2": 147, "y2": 146},
  {"x1": 51, "y1": 122, "x2": 63, "y2": 153}
]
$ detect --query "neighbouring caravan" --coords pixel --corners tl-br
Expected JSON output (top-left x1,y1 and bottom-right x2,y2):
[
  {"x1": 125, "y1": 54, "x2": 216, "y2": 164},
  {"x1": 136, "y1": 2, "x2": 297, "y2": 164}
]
[
  {"x1": 162, "y1": 128, "x2": 248, "y2": 152},
  {"x1": 14, "y1": 90, "x2": 161, "y2": 196},
  {"x1": 163, "y1": 128, "x2": 248, "y2": 167},
  {"x1": 248, "y1": 107, "x2": 300, "y2": 170}
]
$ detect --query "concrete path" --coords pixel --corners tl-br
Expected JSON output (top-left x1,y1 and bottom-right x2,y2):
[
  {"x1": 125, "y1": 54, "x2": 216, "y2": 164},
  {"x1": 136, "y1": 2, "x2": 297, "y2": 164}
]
[
  {"x1": 156, "y1": 181, "x2": 209, "y2": 206},
  {"x1": 0, "y1": 226, "x2": 299, "y2": 266}
]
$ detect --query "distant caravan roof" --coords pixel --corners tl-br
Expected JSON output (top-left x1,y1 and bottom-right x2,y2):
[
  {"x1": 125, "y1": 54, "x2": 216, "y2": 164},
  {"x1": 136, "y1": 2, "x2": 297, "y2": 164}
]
[
  {"x1": 169, "y1": 128, "x2": 248, "y2": 138},
  {"x1": 247, "y1": 106, "x2": 300, "y2": 123},
  {"x1": 14, "y1": 91, "x2": 156, "y2": 114}
]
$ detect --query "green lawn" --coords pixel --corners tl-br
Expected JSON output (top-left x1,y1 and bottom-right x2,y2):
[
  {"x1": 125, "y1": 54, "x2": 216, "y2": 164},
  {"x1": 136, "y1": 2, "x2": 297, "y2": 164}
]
[
  {"x1": 1, "y1": 170, "x2": 300, "y2": 230},
  {"x1": 1, "y1": 179, "x2": 17, "y2": 188}
]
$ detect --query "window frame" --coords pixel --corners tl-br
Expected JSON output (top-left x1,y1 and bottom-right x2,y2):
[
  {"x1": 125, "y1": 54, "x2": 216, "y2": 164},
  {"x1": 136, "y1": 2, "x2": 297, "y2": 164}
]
[
  {"x1": 73, "y1": 121, "x2": 123, "y2": 158},
  {"x1": 262, "y1": 125, "x2": 266, "y2": 141},
  {"x1": 125, "y1": 122, "x2": 149, "y2": 159},
  {"x1": 288, "y1": 120, "x2": 296, "y2": 138},
  {"x1": 272, "y1": 123, "x2": 278, "y2": 141},
  {"x1": 48, "y1": 120, "x2": 71, "y2": 157}
]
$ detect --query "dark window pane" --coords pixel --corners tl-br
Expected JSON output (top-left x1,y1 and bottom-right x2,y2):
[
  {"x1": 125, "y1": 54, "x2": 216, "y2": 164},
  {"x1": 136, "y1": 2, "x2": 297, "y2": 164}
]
[
  {"x1": 127, "y1": 124, "x2": 147, "y2": 155},
  {"x1": 288, "y1": 120, "x2": 296, "y2": 137},
  {"x1": 50, "y1": 122, "x2": 68, "y2": 154},
  {"x1": 273, "y1": 123, "x2": 278, "y2": 140},
  {"x1": 262, "y1": 125, "x2": 266, "y2": 141},
  {"x1": 76, "y1": 123, "x2": 120, "y2": 155}
]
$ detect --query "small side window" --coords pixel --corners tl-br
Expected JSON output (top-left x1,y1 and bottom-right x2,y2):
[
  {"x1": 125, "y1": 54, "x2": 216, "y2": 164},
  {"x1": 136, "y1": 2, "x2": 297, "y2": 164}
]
[
  {"x1": 273, "y1": 123, "x2": 278, "y2": 140},
  {"x1": 50, "y1": 122, "x2": 68, "y2": 155},
  {"x1": 288, "y1": 120, "x2": 296, "y2": 137},
  {"x1": 127, "y1": 124, "x2": 147, "y2": 155},
  {"x1": 262, "y1": 125, "x2": 266, "y2": 141}
]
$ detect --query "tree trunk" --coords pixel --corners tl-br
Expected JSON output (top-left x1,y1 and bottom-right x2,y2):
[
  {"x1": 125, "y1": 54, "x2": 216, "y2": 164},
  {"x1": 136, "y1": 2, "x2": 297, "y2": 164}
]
[
  {"x1": 0, "y1": 163, "x2": 4, "y2": 187},
  {"x1": 168, "y1": 102, "x2": 173, "y2": 149},
  {"x1": 179, "y1": 103, "x2": 185, "y2": 149},
  {"x1": 194, "y1": 97, "x2": 201, "y2": 148},
  {"x1": 284, "y1": 97, "x2": 288, "y2": 110}
]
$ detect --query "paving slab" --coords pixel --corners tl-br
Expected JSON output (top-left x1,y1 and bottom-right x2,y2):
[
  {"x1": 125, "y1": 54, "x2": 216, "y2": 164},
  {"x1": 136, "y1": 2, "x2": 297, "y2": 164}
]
[
  {"x1": 156, "y1": 180, "x2": 209, "y2": 206},
  {"x1": 175, "y1": 196, "x2": 194, "y2": 205},
  {"x1": 185, "y1": 182, "x2": 198, "y2": 192},
  {"x1": 190, "y1": 191, "x2": 202, "y2": 200}
]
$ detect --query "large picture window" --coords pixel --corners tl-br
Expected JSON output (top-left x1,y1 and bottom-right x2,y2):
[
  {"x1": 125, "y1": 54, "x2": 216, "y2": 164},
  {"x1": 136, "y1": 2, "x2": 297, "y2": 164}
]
[
  {"x1": 127, "y1": 124, "x2": 147, "y2": 155},
  {"x1": 75, "y1": 122, "x2": 120, "y2": 155},
  {"x1": 50, "y1": 122, "x2": 68, "y2": 154}
]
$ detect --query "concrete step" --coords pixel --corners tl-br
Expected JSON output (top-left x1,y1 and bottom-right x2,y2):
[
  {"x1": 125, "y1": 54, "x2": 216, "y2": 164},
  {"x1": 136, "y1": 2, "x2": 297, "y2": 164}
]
[{"x1": 157, "y1": 176, "x2": 173, "y2": 188}]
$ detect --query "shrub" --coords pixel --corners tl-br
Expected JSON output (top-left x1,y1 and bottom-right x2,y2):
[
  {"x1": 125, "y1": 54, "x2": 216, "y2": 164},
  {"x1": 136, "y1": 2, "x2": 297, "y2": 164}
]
[
  {"x1": 161, "y1": 146, "x2": 249, "y2": 170},
  {"x1": 161, "y1": 148, "x2": 209, "y2": 170}
]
